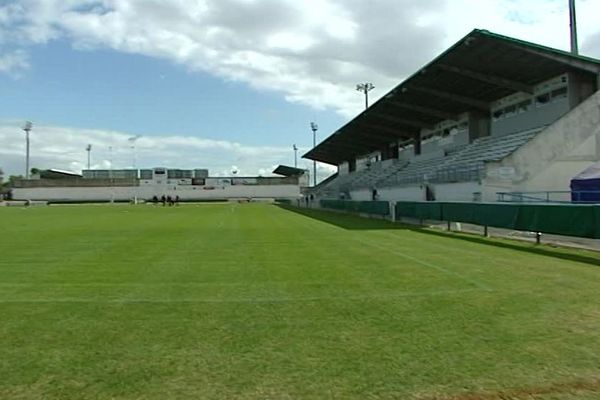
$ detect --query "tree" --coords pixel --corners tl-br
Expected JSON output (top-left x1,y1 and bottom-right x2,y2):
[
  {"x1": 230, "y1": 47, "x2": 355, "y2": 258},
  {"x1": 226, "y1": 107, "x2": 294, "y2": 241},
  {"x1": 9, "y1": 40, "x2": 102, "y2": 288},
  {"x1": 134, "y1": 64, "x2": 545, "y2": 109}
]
[
  {"x1": 7, "y1": 175, "x2": 23, "y2": 186},
  {"x1": 0, "y1": 167, "x2": 4, "y2": 184}
]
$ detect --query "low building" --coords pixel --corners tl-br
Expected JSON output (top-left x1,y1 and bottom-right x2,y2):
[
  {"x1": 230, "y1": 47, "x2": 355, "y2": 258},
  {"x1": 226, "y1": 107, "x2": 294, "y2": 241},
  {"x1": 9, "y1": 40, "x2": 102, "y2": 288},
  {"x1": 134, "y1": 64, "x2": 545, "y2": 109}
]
[{"x1": 11, "y1": 167, "x2": 304, "y2": 202}]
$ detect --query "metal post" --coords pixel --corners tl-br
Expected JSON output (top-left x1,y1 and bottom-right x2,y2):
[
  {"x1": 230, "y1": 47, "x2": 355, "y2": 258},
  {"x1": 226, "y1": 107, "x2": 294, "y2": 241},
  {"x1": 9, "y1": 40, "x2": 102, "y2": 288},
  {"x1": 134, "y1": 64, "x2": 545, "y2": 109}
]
[
  {"x1": 293, "y1": 144, "x2": 298, "y2": 168},
  {"x1": 86, "y1": 144, "x2": 92, "y2": 170},
  {"x1": 536, "y1": 232, "x2": 542, "y2": 245},
  {"x1": 484, "y1": 225, "x2": 489, "y2": 237},
  {"x1": 109, "y1": 146, "x2": 114, "y2": 203},
  {"x1": 447, "y1": 221, "x2": 451, "y2": 231},
  {"x1": 356, "y1": 83, "x2": 375, "y2": 109},
  {"x1": 313, "y1": 134, "x2": 316, "y2": 186},
  {"x1": 128, "y1": 136, "x2": 141, "y2": 204},
  {"x1": 22, "y1": 121, "x2": 32, "y2": 179},
  {"x1": 310, "y1": 123, "x2": 318, "y2": 186},
  {"x1": 25, "y1": 131, "x2": 30, "y2": 179},
  {"x1": 569, "y1": 0, "x2": 579, "y2": 55}
]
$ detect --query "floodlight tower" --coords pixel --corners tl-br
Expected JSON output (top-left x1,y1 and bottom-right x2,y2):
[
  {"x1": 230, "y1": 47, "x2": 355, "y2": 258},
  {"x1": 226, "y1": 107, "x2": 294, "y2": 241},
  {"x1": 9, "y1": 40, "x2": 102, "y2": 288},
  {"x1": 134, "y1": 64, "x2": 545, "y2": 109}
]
[
  {"x1": 22, "y1": 121, "x2": 33, "y2": 179},
  {"x1": 86, "y1": 144, "x2": 92, "y2": 170},
  {"x1": 108, "y1": 145, "x2": 114, "y2": 203},
  {"x1": 310, "y1": 122, "x2": 318, "y2": 186},
  {"x1": 128, "y1": 135, "x2": 142, "y2": 170},
  {"x1": 108, "y1": 145, "x2": 114, "y2": 178},
  {"x1": 293, "y1": 144, "x2": 298, "y2": 168},
  {"x1": 356, "y1": 82, "x2": 375, "y2": 109},
  {"x1": 569, "y1": 0, "x2": 578, "y2": 55}
]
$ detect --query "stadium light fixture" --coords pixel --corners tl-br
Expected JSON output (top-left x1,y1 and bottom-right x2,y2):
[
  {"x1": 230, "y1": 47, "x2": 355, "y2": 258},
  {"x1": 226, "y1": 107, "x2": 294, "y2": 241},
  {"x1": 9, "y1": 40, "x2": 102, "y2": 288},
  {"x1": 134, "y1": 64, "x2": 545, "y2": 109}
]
[
  {"x1": 293, "y1": 144, "x2": 298, "y2": 168},
  {"x1": 86, "y1": 144, "x2": 92, "y2": 170},
  {"x1": 310, "y1": 123, "x2": 318, "y2": 186},
  {"x1": 356, "y1": 82, "x2": 375, "y2": 109},
  {"x1": 22, "y1": 121, "x2": 33, "y2": 179}
]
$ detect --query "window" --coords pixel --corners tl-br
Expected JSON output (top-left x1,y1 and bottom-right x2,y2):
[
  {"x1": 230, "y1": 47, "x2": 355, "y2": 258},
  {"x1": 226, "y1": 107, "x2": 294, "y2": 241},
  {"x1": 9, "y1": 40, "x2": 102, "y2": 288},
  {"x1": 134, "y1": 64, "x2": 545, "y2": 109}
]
[
  {"x1": 551, "y1": 87, "x2": 567, "y2": 101},
  {"x1": 504, "y1": 105, "x2": 517, "y2": 118},
  {"x1": 492, "y1": 109, "x2": 504, "y2": 121},
  {"x1": 517, "y1": 100, "x2": 531, "y2": 113},
  {"x1": 535, "y1": 93, "x2": 551, "y2": 107}
]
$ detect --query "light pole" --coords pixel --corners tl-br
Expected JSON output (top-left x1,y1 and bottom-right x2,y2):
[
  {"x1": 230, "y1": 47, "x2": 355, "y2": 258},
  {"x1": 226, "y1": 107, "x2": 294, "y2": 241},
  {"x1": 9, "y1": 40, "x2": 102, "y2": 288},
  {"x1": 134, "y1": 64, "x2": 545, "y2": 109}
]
[
  {"x1": 310, "y1": 122, "x2": 318, "y2": 186},
  {"x1": 569, "y1": 0, "x2": 578, "y2": 55},
  {"x1": 22, "y1": 121, "x2": 33, "y2": 179},
  {"x1": 108, "y1": 145, "x2": 115, "y2": 203},
  {"x1": 128, "y1": 135, "x2": 142, "y2": 170},
  {"x1": 108, "y1": 146, "x2": 112, "y2": 180},
  {"x1": 86, "y1": 144, "x2": 92, "y2": 170},
  {"x1": 128, "y1": 135, "x2": 142, "y2": 204},
  {"x1": 356, "y1": 82, "x2": 375, "y2": 109},
  {"x1": 293, "y1": 144, "x2": 298, "y2": 168}
]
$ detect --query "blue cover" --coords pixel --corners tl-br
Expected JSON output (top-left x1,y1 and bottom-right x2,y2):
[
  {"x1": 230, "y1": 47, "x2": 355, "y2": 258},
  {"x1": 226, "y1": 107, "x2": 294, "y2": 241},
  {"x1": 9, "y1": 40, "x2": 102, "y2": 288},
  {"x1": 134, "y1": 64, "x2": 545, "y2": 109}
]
[{"x1": 571, "y1": 163, "x2": 600, "y2": 202}]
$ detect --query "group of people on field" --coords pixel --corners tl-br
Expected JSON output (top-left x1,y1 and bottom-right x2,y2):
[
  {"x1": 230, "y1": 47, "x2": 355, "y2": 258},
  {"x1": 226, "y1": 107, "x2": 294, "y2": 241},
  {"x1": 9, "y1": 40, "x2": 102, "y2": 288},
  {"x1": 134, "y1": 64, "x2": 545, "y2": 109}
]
[{"x1": 151, "y1": 195, "x2": 180, "y2": 206}]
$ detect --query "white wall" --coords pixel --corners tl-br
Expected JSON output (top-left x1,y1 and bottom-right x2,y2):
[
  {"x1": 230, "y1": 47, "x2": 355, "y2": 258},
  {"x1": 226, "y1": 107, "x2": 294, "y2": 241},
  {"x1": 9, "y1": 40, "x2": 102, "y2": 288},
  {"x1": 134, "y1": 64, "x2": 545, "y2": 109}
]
[
  {"x1": 483, "y1": 91, "x2": 600, "y2": 201},
  {"x1": 377, "y1": 186, "x2": 423, "y2": 201},
  {"x1": 433, "y1": 182, "x2": 482, "y2": 201},
  {"x1": 12, "y1": 185, "x2": 301, "y2": 202},
  {"x1": 374, "y1": 181, "x2": 481, "y2": 202}
]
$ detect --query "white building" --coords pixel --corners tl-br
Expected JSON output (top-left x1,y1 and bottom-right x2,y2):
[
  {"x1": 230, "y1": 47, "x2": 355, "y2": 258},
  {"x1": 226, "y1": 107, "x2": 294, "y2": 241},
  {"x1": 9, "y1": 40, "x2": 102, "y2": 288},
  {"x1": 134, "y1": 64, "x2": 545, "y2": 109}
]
[{"x1": 11, "y1": 167, "x2": 305, "y2": 202}]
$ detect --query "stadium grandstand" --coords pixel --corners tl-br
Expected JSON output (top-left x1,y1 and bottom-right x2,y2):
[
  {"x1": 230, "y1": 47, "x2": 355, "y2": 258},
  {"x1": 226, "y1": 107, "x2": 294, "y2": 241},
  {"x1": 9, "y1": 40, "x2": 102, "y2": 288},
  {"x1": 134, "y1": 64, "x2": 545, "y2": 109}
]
[{"x1": 304, "y1": 29, "x2": 600, "y2": 203}]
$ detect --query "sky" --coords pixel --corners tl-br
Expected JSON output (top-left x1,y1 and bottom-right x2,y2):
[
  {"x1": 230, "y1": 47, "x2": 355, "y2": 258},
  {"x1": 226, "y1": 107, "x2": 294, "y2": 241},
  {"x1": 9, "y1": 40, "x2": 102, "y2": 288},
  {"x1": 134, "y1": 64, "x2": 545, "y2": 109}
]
[{"x1": 1, "y1": 0, "x2": 600, "y2": 180}]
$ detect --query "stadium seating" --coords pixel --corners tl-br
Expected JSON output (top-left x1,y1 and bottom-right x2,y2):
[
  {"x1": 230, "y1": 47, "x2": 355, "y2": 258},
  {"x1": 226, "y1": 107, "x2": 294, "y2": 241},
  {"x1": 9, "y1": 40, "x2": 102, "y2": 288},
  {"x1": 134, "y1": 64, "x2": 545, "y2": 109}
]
[
  {"x1": 377, "y1": 127, "x2": 543, "y2": 187},
  {"x1": 315, "y1": 159, "x2": 408, "y2": 197},
  {"x1": 314, "y1": 128, "x2": 543, "y2": 197}
]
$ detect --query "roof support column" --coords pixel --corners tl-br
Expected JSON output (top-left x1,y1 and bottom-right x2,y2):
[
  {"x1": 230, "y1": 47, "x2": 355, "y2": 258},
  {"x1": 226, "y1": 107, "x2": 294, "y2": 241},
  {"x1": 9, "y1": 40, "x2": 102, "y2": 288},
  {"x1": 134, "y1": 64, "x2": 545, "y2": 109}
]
[{"x1": 413, "y1": 133, "x2": 422, "y2": 156}]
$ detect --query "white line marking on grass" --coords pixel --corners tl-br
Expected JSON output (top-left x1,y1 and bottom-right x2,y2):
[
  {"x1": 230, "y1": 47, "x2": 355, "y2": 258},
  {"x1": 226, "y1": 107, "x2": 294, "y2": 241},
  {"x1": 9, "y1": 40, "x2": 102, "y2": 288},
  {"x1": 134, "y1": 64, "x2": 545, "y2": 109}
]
[
  {"x1": 294, "y1": 214, "x2": 492, "y2": 291},
  {"x1": 356, "y1": 237, "x2": 493, "y2": 291},
  {"x1": 0, "y1": 288, "x2": 488, "y2": 304}
]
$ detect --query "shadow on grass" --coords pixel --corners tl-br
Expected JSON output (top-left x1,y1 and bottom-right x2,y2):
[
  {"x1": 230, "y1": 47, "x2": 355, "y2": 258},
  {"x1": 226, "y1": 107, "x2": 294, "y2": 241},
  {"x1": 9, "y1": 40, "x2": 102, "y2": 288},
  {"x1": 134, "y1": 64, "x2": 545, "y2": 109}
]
[
  {"x1": 277, "y1": 204, "x2": 400, "y2": 230},
  {"x1": 277, "y1": 205, "x2": 600, "y2": 267}
]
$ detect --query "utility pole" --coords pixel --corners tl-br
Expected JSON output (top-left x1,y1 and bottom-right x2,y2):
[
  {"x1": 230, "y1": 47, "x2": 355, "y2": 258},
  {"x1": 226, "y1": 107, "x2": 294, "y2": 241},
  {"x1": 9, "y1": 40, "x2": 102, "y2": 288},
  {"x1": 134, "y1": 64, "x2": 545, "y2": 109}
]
[
  {"x1": 86, "y1": 144, "x2": 92, "y2": 170},
  {"x1": 22, "y1": 121, "x2": 33, "y2": 179},
  {"x1": 310, "y1": 122, "x2": 318, "y2": 186},
  {"x1": 569, "y1": 0, "x2": 578, "y2": 55},
  {"x1": 293, "y1": 144, "x2": 298, "y2": 168},
  {"x1": 356, "y1": 82, "x2": 375, "y2": 109}
]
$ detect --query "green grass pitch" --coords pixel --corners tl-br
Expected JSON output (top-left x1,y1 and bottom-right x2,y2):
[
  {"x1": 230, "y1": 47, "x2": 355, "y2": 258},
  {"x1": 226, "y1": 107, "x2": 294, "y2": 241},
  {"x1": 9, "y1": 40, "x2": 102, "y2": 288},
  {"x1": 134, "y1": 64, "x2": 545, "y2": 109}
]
[{"x1": 1, "y1": 203, "x2": 600, "y2": 399}]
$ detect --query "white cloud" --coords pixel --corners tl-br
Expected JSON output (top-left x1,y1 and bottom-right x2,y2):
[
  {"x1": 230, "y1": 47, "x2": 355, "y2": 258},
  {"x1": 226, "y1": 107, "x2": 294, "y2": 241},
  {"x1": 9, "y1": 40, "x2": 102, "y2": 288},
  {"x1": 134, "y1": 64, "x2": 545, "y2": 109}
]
[
  {"x1": 0, "y1": 49, "x2": 29, "y2": 77},
  {"x1": 0, "y1": 120, "x2": 335, "y2": 181},
  {"x1": 0, "y1": 0, "x2": 599, "y2": 137}
]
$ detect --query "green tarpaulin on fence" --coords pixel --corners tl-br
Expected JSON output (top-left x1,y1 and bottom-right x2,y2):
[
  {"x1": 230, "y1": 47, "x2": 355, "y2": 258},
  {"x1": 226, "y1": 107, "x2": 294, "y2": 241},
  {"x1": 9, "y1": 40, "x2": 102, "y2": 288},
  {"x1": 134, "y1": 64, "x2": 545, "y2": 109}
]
[
  {"x1": 394, "y1": 201, "x2": 600, "y2": 239},
  {"x1": 394, "y1": 201, "x2": 443, "y2": 221},
  {"x1": 319, "y1": 200, "x2": 600, "y2": 238},
  {"x1": 320, "y1": 200, "x2": 390, "y2": 216}
]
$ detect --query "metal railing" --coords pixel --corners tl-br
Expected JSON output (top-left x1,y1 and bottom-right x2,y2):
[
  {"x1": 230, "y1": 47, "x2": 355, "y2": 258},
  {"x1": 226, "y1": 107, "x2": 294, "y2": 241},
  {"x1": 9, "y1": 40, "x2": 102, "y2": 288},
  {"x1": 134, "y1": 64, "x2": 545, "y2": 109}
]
[{"x1": 497, "y1": 190, "x2": 600, "y2": 204}]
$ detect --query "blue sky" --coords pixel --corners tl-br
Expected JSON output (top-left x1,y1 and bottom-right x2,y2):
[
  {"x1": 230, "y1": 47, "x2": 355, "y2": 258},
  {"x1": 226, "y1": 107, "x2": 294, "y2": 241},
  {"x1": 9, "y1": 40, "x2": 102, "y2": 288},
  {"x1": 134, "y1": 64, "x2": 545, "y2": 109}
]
[
  {"x1": 1, "y1": 39, "x2": 343, "y2": 147},
  {"x1": 1, "y1": 0, "x2": 600, "y2": 179}
]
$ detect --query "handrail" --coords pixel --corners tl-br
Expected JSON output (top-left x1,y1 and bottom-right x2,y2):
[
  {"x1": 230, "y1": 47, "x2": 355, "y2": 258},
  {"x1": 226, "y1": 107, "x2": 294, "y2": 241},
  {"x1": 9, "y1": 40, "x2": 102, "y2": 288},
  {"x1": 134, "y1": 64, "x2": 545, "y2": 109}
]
[{"x1": 497, "y1": 190, "x2": 600, "y2": 204}]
